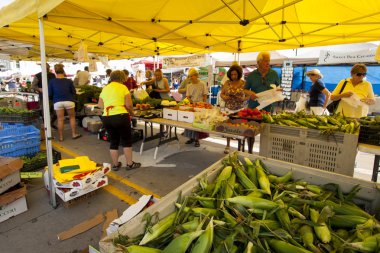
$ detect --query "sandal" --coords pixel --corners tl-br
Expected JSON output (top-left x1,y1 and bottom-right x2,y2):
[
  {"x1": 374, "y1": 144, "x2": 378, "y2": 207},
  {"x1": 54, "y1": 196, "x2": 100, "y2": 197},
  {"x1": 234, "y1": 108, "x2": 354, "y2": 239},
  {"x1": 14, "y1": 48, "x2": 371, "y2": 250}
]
[
  {"x1": 194, "y1": 141, "x2": 200, "y2": 147},
  {"x1": 126, "y1": 161, "x2": 141, "y2": 170},
  {"x1": 112, "y1": 162, "x2": 122, "y2": 171},
  {"x1": 72, "y1": 134, "x2": 82, "y2": 139},
  {"x1": 185, "y1": 139, "x2": 194, "y2": 144},
  {"x1": 224, "y1": 147, "x2": 230, "y2": 154}
]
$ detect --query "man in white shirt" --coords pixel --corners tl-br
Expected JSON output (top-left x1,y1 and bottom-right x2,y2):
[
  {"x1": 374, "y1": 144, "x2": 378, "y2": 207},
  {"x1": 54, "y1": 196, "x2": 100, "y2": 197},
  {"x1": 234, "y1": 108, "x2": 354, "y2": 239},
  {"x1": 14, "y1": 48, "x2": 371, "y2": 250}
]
[{"x1": 77, "y1": 66, "x2": 91, "y2": 86}]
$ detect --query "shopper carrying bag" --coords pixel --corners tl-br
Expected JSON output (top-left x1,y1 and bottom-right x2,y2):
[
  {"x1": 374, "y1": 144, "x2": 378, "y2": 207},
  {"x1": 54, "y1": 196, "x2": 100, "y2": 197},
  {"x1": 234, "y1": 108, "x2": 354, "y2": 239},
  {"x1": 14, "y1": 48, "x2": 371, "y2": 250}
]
[{"x1": 327, "y1": 79, "x2": 348, "y2": 114}]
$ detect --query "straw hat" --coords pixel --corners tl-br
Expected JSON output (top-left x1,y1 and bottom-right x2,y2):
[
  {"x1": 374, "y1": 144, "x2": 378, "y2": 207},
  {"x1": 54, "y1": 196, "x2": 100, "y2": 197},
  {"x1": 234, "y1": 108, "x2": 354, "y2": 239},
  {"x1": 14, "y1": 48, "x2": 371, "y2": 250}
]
[{"x1": 306, "y1": 69, "x2": 323, "y2": 79}]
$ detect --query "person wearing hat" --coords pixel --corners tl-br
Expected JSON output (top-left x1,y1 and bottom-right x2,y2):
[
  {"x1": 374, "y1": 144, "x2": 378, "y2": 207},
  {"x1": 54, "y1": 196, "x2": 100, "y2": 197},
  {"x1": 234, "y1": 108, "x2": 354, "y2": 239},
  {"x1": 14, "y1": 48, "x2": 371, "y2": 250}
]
[{"x1": 306, "y1": 69, "x2": 331, "y2": 115}]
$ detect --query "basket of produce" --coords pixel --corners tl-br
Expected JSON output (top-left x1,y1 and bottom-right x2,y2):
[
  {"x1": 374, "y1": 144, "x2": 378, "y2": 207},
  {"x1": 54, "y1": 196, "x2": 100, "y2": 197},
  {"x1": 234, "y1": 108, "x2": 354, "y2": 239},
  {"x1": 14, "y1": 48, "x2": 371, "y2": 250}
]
[
  {"x1": 100, "y1": 152, "x2": 380, "y2": 253},
  {"x1": 359, "y1": 116, "x2": 380, "y2": 146},
  {"x1": 228, "y1": 108, "x2": 267, "y2": 122},
  {"x1": 0, "y1": 107, "x2": 40, "y2": 123},
  {"x1": 21, "y1": 149, "x2": 62, "y2": 172}
]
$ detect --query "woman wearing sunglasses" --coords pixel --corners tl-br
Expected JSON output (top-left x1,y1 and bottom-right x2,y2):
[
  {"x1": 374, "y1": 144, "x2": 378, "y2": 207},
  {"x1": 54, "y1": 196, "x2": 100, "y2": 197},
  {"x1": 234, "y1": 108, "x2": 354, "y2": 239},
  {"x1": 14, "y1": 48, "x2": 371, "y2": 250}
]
[{"x1": 330, "y1": 64, "x2": 375, "y2": 118}]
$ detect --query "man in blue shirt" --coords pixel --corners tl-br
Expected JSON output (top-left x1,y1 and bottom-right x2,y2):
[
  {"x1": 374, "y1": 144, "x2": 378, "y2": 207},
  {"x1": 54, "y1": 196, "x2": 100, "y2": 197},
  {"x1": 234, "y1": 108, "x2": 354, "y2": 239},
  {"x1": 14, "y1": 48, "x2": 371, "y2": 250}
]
[{"x1": 244, "y1": 51, "x2": 280, "y2": 112}]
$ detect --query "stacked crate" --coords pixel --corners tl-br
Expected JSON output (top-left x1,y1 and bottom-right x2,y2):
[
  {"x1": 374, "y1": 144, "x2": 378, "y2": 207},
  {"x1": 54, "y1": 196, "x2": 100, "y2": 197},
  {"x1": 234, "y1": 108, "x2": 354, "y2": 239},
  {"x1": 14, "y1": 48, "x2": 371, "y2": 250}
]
[
  {"x1": 0, "y1": 123, "x2": 40, "y2": 157},
  {"x1": 259, "y1": 124, "x2": 358, "y2": 176}
]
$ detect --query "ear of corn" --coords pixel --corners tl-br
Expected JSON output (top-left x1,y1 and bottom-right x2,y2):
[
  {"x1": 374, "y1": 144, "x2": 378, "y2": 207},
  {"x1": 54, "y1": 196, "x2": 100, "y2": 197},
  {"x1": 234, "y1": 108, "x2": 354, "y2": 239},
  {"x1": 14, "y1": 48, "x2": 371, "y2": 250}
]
[
  {"x1": 227, "y1": 196, "x2": 278, "y2": 210},
  {"x1": 126, "y1": 245, "x2": 162, "y2": 253},
  {"x1": 269, "y1": 239, "x2": 313, "y2": 253},
  {"x1": 288, "y1": 207, "x2": 306, "y2": 220},
  {"x1": 300, "y1": 225, "x2": 322, "y2": 253},
  {"x1": 235, "y1": 166, "x2": 257, "y2": 190},
  {"x1": 310, "y1": 208, "x2": 331, "y2": 244},
  {"x1": 223, "y1": 172, "x2": 236, "y2": 199},
  {"x1": 244, "y1": 157, "x2": 258, "y2": 187},
  {"x1": 190, "y1": 218, "x2": 214, "y2": 253},
  {"x1": 140, "y1": 212, "x2": 177, "y2": 245},
  {"x1": 275, "y1": 200, "x2": 292, "y2": 234},
  {"x1": 250, "y1": 219, "x2": 280, "y2": 231},
  {"x1": 212, "y1": 166, "x2": 232, "y2": 197},
  {"x1": 162, "y1": 230, "x2": 204, "y2": 253},
  {"x1": 175, "y1": 203, "x2": 217, "y2": 216},
  {"x1": 255, "y1": 159, "x2": 271, "y2": 195},
  {"x1": 243, "y1": 241, "x2": 256, "y2": 253},
  {"x1": 346, "y1": 233, "x2": 380, "y2": 253},
  {"x1": 330, "y1": 215, "x2": 368, "y2": 228},
  {"x1": 181, "y1": 218, "x2": 200, "y2": 232}
]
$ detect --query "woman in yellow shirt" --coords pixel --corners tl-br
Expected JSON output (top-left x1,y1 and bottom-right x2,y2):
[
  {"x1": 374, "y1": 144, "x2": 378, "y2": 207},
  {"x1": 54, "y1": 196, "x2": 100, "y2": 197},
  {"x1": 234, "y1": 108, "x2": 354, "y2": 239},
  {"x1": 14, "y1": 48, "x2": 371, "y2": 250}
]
[
  {"x1": 98, "y1": 70, "x2": 141, "y2": 171},
  {"x1": 331, "y1": 64, "x2": 375, "y2": 118}
]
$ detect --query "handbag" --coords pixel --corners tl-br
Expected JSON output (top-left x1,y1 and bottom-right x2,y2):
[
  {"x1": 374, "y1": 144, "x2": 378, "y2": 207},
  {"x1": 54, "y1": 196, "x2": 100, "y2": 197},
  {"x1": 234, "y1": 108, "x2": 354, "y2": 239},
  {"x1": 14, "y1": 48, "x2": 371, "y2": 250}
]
[{"x1": 327, "y1": 80, "x2": 348, "y2": 113}]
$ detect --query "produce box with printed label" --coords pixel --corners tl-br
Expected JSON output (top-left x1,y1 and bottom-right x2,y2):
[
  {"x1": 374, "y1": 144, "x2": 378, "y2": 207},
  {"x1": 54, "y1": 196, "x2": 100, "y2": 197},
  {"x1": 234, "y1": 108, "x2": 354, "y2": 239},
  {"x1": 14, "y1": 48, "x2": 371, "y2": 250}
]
[
  {"x1": 0, "y1": 157, "x2": 23, "y2": 194},
  {"x1": 0, "y1": 184, "x2": 28, "y2": 223},
  {"x1": 215, "y1": 119, "x2": 261, "y2": 137}
]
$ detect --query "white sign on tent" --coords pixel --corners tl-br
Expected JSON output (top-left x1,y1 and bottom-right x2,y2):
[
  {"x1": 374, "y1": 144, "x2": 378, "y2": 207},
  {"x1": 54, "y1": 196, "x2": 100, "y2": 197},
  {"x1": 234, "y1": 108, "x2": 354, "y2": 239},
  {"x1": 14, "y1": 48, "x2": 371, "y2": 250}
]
[
  {"x1": 163, "y1": 55, "x2": 206, "y2": 68},
  {"x1": 318, "y1": 48, "x2": 377, "y2": 65}
]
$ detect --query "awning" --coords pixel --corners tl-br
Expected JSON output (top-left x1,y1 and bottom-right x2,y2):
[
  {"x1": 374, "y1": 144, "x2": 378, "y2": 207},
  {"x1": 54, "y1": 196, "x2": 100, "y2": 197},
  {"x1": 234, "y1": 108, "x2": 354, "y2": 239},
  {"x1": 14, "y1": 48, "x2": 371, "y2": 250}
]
[{"x1": 1, "y1": 0, "x2": 380, "y2": 59}]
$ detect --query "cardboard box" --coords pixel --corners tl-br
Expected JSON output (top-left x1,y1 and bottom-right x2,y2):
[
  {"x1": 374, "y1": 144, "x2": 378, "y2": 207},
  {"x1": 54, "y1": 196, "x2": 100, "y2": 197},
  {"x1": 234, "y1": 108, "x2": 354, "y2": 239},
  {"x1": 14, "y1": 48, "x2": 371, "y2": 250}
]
[
  {"x1": 0, "y1": 185, "x2": 28, "y2": 223},
  {"x1": 0, "y1": 157, "x2": 23, "y2": 194},
  {"x1": 53, "y1": 163, "x2": 111, "y2": 190},
  {"x1": 84, "y1": 103, "x2": 103, "y2": 116},
  {"x1": 163, "y1": 108, "x2": 178, "y2": 121},
  {"x1": 55, "y1": 176, "x2": 109, "y2": 202},
  {"x1": 177, "y1": 110, "x2": 194, "y2": 123},
  {"x1": 0, "y1": 196, "x2": 27, "y2": 223},
  {"x1": 87, "y1": 121, "x2": 102, "y2": 133},
  {"x1": 215, "y1": 119, "x2": 261, "y2": 137}
]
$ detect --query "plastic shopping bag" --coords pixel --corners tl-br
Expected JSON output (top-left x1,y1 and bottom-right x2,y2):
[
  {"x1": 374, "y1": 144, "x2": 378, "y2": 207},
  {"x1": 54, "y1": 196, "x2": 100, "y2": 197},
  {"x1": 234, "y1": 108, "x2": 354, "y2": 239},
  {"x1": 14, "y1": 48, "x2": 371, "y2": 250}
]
[
  {"x1": 295, "y1": 94, "x2": 308, "y2": 112},
  {"x1": 133, "y1": 89, "x2": 149, "y2": 101}
]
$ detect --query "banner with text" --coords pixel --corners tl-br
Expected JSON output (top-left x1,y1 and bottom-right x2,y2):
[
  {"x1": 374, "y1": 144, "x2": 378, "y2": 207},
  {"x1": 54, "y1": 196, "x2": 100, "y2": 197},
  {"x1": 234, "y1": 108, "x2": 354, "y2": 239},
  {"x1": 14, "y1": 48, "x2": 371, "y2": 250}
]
[
  {"x1": 163, "y1": 55, "x2": 206, "y2": 68},
  {"x1": 318, "y1": 48, "x2": 376, "y2": 65}
]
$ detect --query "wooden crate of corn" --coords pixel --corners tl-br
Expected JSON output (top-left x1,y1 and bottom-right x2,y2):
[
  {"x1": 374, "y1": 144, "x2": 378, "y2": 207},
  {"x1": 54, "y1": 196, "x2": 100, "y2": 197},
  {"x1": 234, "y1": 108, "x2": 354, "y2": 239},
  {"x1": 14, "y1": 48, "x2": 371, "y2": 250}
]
[{"x1": 100, "y1": 152, "x2": 380, "y2": 253}]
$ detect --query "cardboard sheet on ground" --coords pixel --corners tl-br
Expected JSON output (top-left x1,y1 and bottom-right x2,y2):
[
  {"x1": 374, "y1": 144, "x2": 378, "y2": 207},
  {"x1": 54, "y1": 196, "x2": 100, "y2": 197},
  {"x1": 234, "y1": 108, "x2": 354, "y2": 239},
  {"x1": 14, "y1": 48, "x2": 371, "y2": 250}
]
[
  {"x1": 57, "y1": 213, "x2": 104, "y2": 241},
  {"x1": 255, "y1": 88, "x2": 285, "y2": 110}
]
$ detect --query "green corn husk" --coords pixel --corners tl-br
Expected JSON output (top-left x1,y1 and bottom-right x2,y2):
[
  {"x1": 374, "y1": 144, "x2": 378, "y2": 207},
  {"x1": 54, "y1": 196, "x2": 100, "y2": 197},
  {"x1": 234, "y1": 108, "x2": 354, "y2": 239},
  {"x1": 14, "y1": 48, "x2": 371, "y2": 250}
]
[
  {"x1": 140, "y1": 212, "x2": 177, "y2": 245},
  {"x1": 162, "y1": 230, "x2": 204, "y2": 253},
  {"x1": 330, "y1": 215, "x2": 368, "y2": 229},
  {"x1": 269, "y1": 239, "x2": 313, "y2": 253},
  {"x1": 190, "y1": 218, "x2": 213, "y2": 253},
  {"x1": 310, "y1": 208, "x2": 331, "y2": 244},
  {"x1": 227, "y1": 196, "x2": 278, "y2": 210},
  {"x1": 126, "y1": 245, "x2": 162, "y2": 253}
]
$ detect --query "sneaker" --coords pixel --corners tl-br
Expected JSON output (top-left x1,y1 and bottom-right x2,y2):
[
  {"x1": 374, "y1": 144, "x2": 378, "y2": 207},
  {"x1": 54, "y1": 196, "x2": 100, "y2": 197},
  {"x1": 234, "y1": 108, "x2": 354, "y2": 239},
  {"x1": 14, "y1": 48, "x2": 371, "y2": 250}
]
[{"x1": 194, "y1": 140, "x2": 200, "y2": 147}]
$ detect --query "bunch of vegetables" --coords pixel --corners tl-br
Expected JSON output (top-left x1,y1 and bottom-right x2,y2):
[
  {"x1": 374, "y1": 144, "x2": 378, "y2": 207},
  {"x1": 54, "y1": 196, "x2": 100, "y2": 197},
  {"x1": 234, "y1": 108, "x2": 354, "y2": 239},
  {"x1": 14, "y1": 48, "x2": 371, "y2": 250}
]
[
  {"x1": 76, "y1": 85, "x2": 102, "y2": 112},
  {"x1": 235, "y1": 108, "x2": 266, "y2": 121},
  {"x1": 262, "y1": 111, "x2": 360, "y2": 135},
  {"x1": 113, "y1": 153, "x2": 379, "y2": 253},
  {"x1": 0, "y1": 107, "x2": 32, "y2": 114},
  {"x1": 359, "y1": 116, "x2": 380, "y2": 126}
]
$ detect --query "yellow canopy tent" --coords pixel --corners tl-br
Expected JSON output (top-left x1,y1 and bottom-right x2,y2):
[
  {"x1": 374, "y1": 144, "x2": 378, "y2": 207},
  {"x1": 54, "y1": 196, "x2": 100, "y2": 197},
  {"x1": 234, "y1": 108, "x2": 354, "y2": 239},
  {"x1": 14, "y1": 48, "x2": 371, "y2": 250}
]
[
  {"x1": 1, "y1": 0, "x2": 380, "y2": 206},
  {"x1": 2, "y1": 0, "x2": 380, "y2": 58}
]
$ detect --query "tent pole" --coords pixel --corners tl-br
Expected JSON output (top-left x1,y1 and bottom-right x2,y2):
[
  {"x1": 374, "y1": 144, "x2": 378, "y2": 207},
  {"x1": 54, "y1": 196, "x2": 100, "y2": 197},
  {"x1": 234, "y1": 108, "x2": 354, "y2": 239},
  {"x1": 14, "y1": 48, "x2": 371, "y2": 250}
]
[{"x1": 38, "y1": 17, "x2": 57, "y2": 208}]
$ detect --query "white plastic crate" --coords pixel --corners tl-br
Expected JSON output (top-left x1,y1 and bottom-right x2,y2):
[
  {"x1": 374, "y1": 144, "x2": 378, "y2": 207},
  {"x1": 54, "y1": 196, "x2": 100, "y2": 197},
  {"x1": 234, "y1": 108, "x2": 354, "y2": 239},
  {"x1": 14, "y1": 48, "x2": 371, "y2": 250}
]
[
  {"x1": 259, "y1": 124, "x2": 358, "y2": 176},
  {"x1": 99, "y1": 152, "x2": 380, "y2": 252}
]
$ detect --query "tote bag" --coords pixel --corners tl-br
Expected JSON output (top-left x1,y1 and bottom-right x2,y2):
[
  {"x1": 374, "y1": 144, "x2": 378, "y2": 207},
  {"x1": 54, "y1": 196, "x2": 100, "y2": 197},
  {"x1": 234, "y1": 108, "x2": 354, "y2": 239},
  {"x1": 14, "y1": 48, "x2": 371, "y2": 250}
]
[{"x1": 327, "y1": 80, "x2": 348, "y2": 113}]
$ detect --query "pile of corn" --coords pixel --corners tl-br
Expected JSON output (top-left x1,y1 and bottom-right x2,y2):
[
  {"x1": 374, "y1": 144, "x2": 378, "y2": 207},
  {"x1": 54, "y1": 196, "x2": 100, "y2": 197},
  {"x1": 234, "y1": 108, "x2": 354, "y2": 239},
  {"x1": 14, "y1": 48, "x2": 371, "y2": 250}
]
[
  {"x1": 262, "y1": 111, "x2": 360, "y2": 135},
  {"x1": 113, "y1": 153, "x2": 380, "y2": 253}
]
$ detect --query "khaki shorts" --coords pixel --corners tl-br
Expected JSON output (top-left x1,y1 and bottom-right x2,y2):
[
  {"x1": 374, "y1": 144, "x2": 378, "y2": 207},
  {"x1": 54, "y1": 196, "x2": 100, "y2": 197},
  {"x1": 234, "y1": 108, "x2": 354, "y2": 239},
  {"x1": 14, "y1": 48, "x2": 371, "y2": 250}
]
[{"x1": 54, "y1": 101, "x2": 75, "y2": 110}]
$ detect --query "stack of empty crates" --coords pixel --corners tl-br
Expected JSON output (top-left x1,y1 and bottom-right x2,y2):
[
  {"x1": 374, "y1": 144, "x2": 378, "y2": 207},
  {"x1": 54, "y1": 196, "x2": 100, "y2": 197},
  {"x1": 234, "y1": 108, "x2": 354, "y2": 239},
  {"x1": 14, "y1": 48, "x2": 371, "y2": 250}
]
[
  {"x1": 259, "y1": 124, "x2": 358, "y2": 176},
  {"x1": 0, "y1": 123, "x2": 40, "y2": 157}
]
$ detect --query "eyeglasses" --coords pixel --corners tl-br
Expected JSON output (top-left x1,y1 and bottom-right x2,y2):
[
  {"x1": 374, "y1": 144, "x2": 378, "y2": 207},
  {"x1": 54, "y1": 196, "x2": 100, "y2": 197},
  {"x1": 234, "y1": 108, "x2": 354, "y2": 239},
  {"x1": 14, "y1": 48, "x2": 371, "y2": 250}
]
[
  {"x1": 309, "y1": 73, "x2": 316, "y2": 76},
  {"x1": 356, "y1": 73, "x2": 366, "y2": 77}
]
